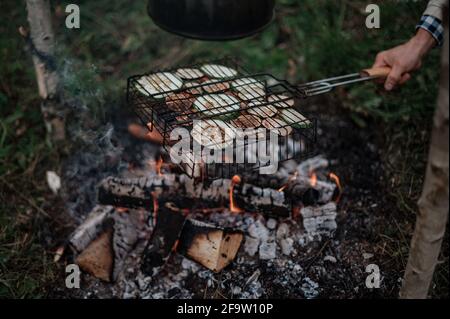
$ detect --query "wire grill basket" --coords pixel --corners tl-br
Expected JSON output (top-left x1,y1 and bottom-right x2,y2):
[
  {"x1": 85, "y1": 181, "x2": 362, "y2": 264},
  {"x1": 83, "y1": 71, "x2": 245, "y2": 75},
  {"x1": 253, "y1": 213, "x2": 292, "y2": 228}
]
[{"x1": 127, "y1": 57, "x2": 317, "y2": 179}]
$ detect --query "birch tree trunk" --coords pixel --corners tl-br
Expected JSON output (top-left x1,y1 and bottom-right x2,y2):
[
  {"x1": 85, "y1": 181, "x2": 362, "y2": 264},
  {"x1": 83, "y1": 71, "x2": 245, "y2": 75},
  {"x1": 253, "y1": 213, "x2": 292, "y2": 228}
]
[{"x1": 24, "y1": 0, "x2": 65, "y2": 141}]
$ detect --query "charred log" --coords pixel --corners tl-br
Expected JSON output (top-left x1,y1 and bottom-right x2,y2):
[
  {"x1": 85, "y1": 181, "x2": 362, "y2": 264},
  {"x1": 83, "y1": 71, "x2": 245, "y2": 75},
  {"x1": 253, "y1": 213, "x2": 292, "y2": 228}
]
[
  {"x1": 141, "y1": 203, "x2": 187, "y2": 276},
  {"x1": 69, "y1": 205, "x2": 114, "y2": 253},
  {"x1": 177, "y1": 219, "x2": 243, "y2": 273},
  {"x1": 97, "y1": 175, "x2": 292, "y2": 217}
]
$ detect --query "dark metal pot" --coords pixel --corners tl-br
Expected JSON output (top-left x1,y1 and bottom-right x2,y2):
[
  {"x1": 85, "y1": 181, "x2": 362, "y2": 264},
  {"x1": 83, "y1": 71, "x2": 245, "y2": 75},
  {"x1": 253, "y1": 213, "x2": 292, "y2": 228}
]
[{"x1": 147, "y1": 0, "x2": 275, "y2": 41}]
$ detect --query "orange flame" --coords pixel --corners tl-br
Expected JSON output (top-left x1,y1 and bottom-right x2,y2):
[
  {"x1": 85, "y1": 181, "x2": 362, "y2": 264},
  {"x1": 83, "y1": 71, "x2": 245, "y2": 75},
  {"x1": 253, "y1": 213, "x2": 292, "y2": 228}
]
[
  {"x1": 172, "y1": 239, "x2": 180, "y2": 252},
  {"x1": 329, "y1": 172, "x2": 343, "y2": 203},
  {"x1": 147, "y1": 156, "x2": 164, "y2": 176},
  {"x1": 278, "y1": 171, "x2": 299, "y2": 192},
  {"x1": 156, "y1": 155, "x2": 163, "y2": 176},
  {"x1": 151, "y1": 191, "x2": 159, "y2": 226},
  {"x1": 229, "y1": 175, "x2": 244, "y2": 214},
  {"x1": 309, "y1": 171, "x2": 317, "y2": 187}
]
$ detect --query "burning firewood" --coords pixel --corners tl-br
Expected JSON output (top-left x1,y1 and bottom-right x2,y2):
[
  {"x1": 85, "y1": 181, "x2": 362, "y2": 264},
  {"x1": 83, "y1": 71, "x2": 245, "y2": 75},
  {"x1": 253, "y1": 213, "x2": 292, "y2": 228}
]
[
  {"x1": 68, "y1": 205, "x2": 145, "y2": 282},
  {"x1": 97, "y1": 175, "x2": 291, "y2": 217},
  {"x1": 177, "y1": 219, "x2": 244, "y2": 273},
  {"x1": 141, "y1": 203, "x2": 187, "y2": 276},
  {"x1": 141, "y1": 202, "x2": 243, "y2": 274},
  {"x1": 127, "y1": 123, "x2": 164, "y2": 144},
  {"x1": 69, "y1": 205, "x2": 114, "y2": 253},
  {"x1": 75, "y1": 226, "x2": 114, "y2": 282}
]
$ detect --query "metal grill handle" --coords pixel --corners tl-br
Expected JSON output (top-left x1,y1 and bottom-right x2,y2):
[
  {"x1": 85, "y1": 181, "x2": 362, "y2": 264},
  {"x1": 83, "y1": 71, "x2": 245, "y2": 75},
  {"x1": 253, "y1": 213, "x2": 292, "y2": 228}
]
[{"x1": 298, "y1": 67, "x2": 392, "y2": 97}]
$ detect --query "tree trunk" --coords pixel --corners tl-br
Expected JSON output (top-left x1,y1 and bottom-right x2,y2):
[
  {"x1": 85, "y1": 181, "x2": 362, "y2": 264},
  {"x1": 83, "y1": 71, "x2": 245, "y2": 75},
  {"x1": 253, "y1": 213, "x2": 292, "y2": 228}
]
[{"x1": 24, "y1": 0, "x2": 65, "y2": 141}]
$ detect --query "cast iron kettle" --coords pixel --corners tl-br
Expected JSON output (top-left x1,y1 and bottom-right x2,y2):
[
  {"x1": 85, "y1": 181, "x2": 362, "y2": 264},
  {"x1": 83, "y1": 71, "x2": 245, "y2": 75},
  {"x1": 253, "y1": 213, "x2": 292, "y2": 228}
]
[{"x1": 147, "y1": 0, "x2": 275, "y2": 40}]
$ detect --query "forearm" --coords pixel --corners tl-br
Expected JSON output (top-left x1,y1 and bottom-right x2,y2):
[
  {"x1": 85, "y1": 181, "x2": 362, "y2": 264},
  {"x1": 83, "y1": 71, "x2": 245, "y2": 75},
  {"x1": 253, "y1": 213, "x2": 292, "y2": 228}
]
[{"x1": 409, "y1": 28, "x2": 438, "y2": 59}]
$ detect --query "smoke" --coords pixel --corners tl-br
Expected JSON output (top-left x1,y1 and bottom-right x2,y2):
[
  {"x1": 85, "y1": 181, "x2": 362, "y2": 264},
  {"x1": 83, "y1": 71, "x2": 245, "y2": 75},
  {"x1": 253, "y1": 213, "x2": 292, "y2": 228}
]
[{"x1": 58, "y1": 58, "x2": 125, "y2": 220}]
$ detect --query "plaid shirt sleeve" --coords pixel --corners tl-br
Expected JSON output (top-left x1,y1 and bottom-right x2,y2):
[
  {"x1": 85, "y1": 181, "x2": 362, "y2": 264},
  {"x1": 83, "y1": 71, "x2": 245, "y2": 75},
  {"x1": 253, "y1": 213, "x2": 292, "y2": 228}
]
[{"x1": 416, "y1": 15, "x2": 445, "y2": 46}]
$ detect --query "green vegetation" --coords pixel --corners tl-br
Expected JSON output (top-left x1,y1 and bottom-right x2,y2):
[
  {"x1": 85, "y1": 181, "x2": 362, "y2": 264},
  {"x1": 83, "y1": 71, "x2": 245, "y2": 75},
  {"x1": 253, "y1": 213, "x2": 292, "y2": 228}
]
[{"x1": 0, "y1": 0, "x2": 447, "y2": 298}]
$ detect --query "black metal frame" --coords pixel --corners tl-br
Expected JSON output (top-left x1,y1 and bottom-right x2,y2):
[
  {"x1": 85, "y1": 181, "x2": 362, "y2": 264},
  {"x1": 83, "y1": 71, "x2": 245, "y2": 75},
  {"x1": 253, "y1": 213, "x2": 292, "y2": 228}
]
[{"x1": 126, "y1": 57, "x2": 317, "y2": 179}]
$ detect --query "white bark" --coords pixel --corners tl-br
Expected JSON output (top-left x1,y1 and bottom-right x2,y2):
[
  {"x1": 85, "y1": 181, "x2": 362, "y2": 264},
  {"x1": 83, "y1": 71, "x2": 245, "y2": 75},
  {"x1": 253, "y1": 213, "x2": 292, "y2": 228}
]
[{"x1": 25, "y1": 0, "x2": 65, "y2": 140}]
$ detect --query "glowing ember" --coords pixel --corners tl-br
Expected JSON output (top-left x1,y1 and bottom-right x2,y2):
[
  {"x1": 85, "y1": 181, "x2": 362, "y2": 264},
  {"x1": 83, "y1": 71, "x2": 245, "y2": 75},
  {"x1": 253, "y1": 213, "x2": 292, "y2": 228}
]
[
  {"x1": 116, "y1": 207, "x2": 129, "y2": 213},
  {"x1": 291, "y1": 205, "x2": 301, "y2": 220},
  {"x1": 278, "y1": 171, "x2": 299, "y2": 192},
  {"x1": 229, "y1": 175, "x2": 244, "y2": 214},
  {"x1": 309, "y1": 171, "x2": 318, "y2": 187},
  {"x1": 329, "y1": 172, "x2": 343, "y2": 203}
]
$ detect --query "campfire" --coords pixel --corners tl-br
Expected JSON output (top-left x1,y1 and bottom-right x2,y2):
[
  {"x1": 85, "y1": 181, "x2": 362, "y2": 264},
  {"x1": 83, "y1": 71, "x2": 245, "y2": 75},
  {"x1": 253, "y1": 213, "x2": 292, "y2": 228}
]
[
  {"x1": 67, "y1": 153, "x2": 341, "y2": 287},
  {"x1": 62, "y1": 59, "x2": 345, "y2": 298}
]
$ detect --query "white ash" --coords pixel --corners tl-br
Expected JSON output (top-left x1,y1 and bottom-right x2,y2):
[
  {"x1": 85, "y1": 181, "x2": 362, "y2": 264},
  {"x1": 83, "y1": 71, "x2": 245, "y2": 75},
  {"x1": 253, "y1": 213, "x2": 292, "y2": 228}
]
[
  {"x1": 259, "y1": 240, "x2": 277, "y2": 260},
  {"x1": 238, "y1": 269, "x2": 264, "y2": 299},
  {"x1": 324, "y1": 255, "x2": 337, "y2": 263},
  {"x1": 112, "y1": 210, "x2": 149, "y2": 280},
  {"x1": 232, "y1": 286, "x2": 242, "y2": 296},
  {"x1": 181, "y1": 258, "x2": 200, "y2": 272},
  {"x1": 280, "y1": 238, "x2": 294, "y2": 256},
  {"x1": 297, "y1": 233, "x2": 323, "y2": 247},
  {"x1": 266, "y1": 218, "x2": 277, "y2": 230},
  {"x1": 276, "y1": 222, "x2": 290, "y2": 240},
  {"x1": 248, "y1": 219, "x2": 269, "y2": 242},
  {"x1": 240, "y1": 280, "x2": 264, "y2": 299},
  {"x1": 301, "y1": 202, "x2": 337, "y2": 236},
  {"x1": 301, "y1": 277, "x2": 320, "y2": 299},
  {"x1": 123, "y1": 281, "x2": 139, "y2": 299},
  {"x1": 265, "y1": 258, "x2": 323, "y2": 298},
  {"x1": 244, "y1": 236, "x2": 260, "y2": 257}
]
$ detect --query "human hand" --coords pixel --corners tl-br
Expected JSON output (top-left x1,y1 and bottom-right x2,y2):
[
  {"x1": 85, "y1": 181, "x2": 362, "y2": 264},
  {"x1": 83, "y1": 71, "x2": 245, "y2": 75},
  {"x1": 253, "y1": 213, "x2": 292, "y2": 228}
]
[{"x1": 372, "y1": 29, "x2": 436, "y2": 91}]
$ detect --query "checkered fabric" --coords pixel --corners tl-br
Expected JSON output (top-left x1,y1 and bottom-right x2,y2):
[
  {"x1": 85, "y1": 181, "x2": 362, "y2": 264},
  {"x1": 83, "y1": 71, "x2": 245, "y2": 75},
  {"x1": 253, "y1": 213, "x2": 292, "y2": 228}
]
[{"x1": 417, "y1": 15, "x2": 445, "y2": 46}]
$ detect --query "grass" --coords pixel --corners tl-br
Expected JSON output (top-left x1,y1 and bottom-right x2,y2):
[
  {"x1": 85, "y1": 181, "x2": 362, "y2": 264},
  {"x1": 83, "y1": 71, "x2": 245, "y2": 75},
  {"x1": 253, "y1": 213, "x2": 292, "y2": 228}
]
[{"x1": 0, "y1": 0, "x2": 447, "y2": 298}]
